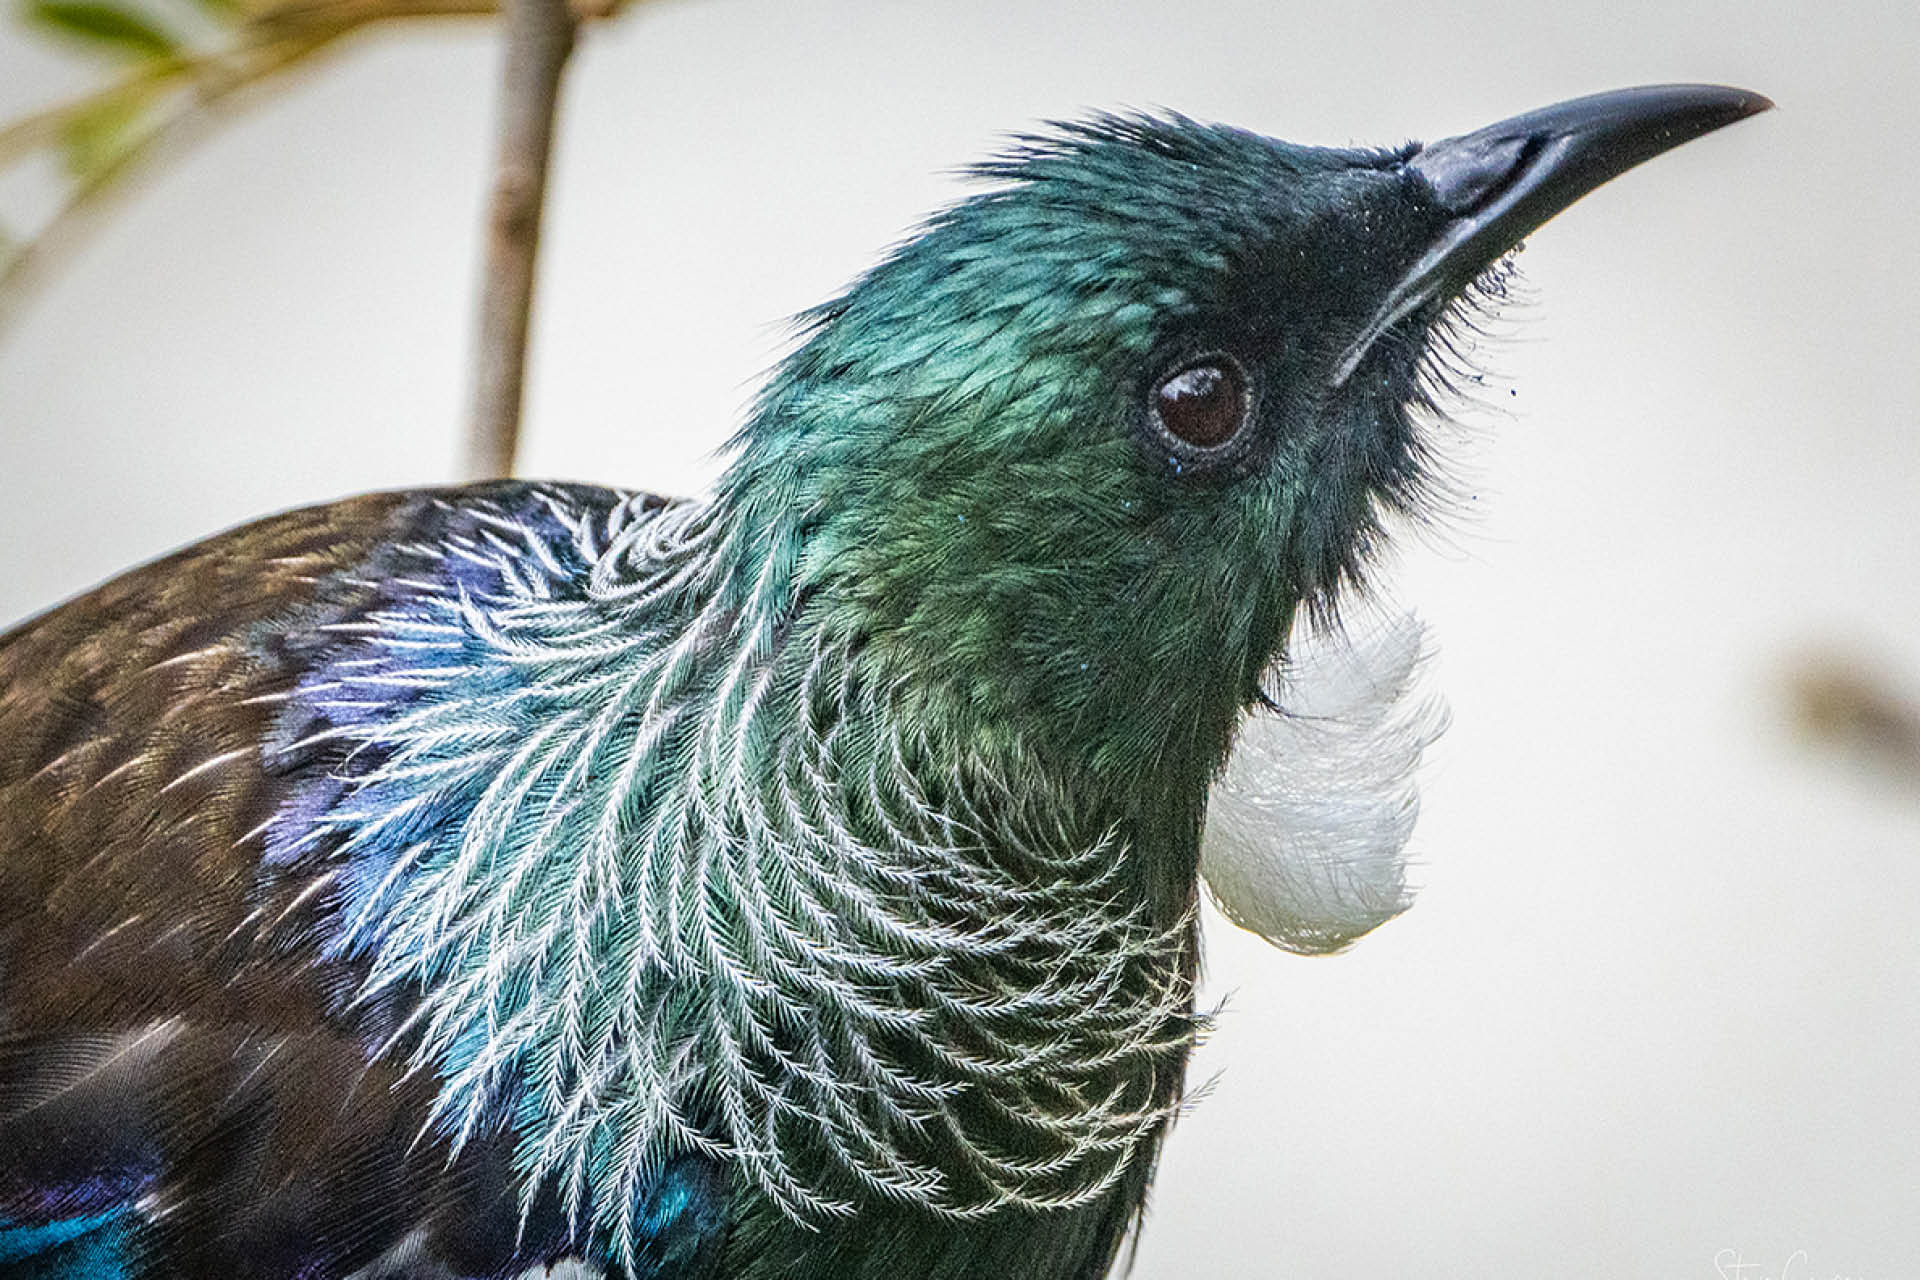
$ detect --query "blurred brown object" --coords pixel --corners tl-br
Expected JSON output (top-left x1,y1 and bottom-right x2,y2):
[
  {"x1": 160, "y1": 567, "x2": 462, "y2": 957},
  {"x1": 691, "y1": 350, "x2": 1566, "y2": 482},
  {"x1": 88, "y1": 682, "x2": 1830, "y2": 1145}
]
[{"x1": 1786, "y1": 650, "x2": 1920, "y2": 784}]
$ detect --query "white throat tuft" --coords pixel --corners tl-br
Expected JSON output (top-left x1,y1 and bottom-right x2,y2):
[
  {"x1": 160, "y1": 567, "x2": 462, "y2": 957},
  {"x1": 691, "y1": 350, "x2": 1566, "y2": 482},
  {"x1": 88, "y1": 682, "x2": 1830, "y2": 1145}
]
[{"x1": 1201, "y1": 611, "x2": 1443, "y2": 955}]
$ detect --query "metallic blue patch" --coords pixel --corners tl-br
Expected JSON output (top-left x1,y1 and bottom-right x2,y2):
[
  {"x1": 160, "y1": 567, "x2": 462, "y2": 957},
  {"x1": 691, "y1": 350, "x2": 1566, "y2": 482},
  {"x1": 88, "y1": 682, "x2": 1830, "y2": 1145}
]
[
  {"x1": 0, "y1": 1208, "x2": 137, "y2": 1276},
  {"x1": 626, "y1": 1155, "x2": 728, "y2": 1278}
]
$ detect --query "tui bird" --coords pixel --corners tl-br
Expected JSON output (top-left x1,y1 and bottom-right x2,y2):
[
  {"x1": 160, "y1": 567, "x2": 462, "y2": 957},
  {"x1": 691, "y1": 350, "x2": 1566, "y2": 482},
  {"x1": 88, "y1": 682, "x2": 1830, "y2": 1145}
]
[{"x1": 0, "y1": 86, "x2": 1766, "y2": 1279}]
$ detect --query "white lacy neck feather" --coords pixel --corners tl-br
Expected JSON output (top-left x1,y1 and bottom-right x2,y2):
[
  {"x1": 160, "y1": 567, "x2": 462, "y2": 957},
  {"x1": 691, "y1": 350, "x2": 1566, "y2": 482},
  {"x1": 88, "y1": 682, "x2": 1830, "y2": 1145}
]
[{"x1": 1201, "y1": 611, "x2": 1444, "y2": 955}]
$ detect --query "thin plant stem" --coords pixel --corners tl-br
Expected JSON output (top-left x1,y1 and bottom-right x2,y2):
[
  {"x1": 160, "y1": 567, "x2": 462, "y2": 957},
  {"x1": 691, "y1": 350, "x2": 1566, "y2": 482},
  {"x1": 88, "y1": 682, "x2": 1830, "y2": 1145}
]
[{"x1": 462, "y1": 0, "x2": 576, "y2": 479}]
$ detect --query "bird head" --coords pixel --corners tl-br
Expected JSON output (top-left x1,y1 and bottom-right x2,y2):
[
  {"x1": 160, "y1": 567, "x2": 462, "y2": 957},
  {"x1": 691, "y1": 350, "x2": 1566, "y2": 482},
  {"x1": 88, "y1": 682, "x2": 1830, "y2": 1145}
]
[{"x1": 721, "y1": 86, "x2": 1767, "y2": 795}]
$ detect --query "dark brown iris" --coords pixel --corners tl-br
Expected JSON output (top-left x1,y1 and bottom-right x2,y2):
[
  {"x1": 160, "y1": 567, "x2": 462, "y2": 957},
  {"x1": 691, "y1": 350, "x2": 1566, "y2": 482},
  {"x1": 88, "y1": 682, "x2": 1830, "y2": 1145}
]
[{"x1": 1153, "y1": 358, "x2": 1248, "y2": 448}]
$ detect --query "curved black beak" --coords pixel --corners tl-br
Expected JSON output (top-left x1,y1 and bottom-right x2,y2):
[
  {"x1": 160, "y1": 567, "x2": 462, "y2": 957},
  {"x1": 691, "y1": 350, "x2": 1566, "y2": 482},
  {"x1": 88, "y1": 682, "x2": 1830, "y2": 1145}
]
[{"x1": 1331, "y1": 84, "x2": 1772, "y2": 387}]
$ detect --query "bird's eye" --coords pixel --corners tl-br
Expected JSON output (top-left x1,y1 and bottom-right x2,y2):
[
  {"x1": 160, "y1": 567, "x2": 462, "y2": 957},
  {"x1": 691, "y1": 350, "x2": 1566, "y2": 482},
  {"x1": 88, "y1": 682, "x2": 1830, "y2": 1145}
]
[{"x1": 1151, "y1": 357, "x2": 1249, "y2": 450}]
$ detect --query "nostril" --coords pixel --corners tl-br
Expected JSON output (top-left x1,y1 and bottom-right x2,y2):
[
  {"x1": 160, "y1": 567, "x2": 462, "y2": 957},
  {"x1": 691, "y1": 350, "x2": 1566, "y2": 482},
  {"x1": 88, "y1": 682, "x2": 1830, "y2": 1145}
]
[{"x1": 1412, "y1": 132, "x2": 1544, "y2": 216}]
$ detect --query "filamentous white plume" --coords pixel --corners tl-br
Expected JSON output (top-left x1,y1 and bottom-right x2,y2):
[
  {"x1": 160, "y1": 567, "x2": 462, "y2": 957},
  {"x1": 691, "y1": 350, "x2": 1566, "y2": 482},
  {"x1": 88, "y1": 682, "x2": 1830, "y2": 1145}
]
[{"x1": 1201, "y1": 611, "x2": 1444, "y2": 955}]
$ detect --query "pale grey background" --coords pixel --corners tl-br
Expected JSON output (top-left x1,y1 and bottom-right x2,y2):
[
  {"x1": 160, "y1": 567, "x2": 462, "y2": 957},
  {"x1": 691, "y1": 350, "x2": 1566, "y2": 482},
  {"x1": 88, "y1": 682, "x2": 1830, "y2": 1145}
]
[{"x1": 1, "y1": 2, "x2": 1914, "y2": 1276}]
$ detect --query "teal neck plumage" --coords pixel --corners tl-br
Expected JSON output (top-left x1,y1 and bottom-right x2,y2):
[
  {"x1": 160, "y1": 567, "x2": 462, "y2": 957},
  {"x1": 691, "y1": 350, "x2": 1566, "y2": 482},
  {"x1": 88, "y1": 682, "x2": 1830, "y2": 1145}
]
[{"x1": 314, "y1": 488, "x2": 1208, "y2": 1265}]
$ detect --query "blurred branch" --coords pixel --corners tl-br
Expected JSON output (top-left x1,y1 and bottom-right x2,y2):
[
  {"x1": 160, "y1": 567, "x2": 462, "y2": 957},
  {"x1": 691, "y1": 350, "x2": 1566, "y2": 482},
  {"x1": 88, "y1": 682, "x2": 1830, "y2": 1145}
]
[
  {"x1": 0, "y1": 0, "x2": 500, "y2": 334},
  {"x1": 462, "y1": 0, "x2": 574, "y2": 480},
  {"x1": 0, "y1": 30, "x2": 346, "y2": 331},
  {"x1": 3, "y1": 0, "x2": 642, "y2": 478}
]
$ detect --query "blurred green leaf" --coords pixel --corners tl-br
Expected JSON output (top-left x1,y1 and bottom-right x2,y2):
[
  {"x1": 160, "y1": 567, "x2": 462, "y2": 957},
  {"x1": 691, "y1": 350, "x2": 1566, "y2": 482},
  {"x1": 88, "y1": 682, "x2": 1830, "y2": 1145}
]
[
  {"x1": 0, "y1": 67, "x2": 181, "y2": 165},
  {"x1": 22, "y1": 0, "x2": 182, "y2": 59},
  {"x1": 55, "y1": 88, "x2": 151, "y2": 179},
  {"x1": 0, "y1": 0, "x2": 528, "y2": 337}
]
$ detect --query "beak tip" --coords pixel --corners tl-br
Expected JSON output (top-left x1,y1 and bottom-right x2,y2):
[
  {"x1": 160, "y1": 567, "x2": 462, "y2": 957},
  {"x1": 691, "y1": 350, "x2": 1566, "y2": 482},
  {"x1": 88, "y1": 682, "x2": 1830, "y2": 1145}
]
[{"x1": 1699, "y1": 84, "x2": 1775, "y2": 128}]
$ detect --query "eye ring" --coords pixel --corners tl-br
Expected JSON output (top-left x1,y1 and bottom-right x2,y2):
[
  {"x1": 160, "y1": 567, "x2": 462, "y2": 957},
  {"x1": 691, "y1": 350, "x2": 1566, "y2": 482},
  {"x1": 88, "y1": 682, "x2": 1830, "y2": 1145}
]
[{"x1": 1148, "y1": 352, "x2": 1253, "y2": 456}]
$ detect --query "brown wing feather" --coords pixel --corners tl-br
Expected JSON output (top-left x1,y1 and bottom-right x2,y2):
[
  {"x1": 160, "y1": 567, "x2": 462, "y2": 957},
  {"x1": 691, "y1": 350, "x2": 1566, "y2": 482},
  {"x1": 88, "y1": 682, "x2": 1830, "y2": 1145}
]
[
  {"x1": 0, "y1": 489, "x2": 418, "y2": 1032},
  {"x1": 0, "y1": 483, "x2": 613, "y2": 1275}
]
